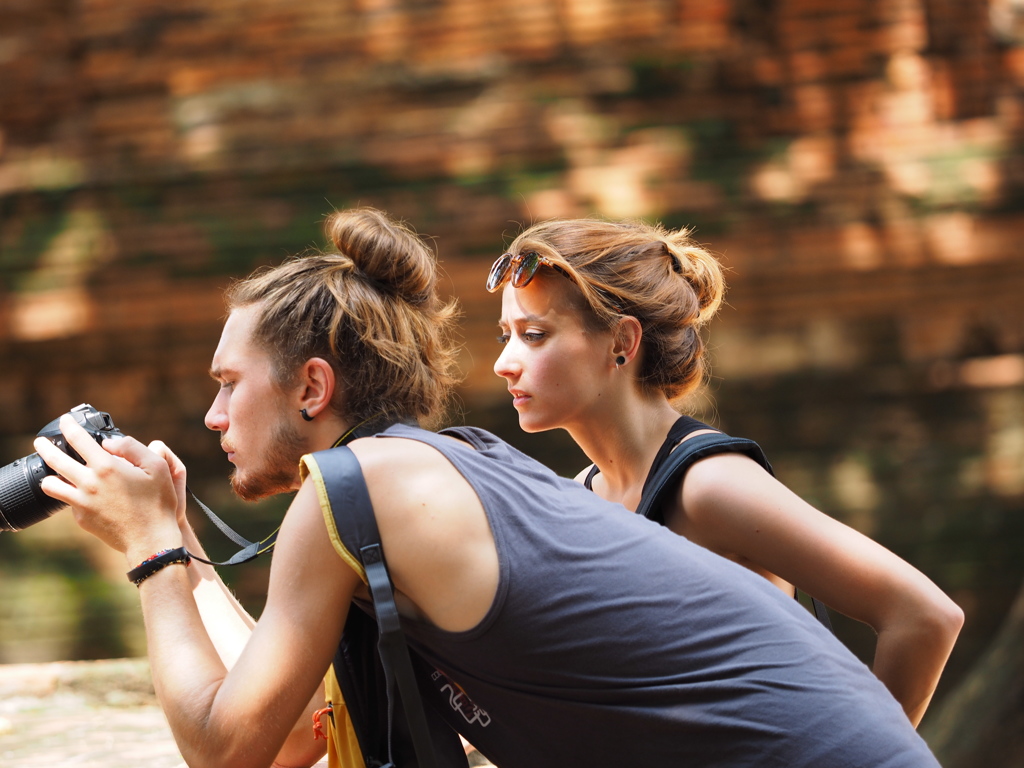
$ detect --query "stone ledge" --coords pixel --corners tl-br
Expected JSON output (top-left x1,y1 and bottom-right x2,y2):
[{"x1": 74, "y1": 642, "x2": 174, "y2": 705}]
[
  {"x1": 0, "y1": 658, "x2": 183, "y2": 768},
  {"x1": 0, "y1": 658, "x2": 156, "y2": 707},
  {"x1": 0, "y1": 659, "x2": 338, "y2": 768}
]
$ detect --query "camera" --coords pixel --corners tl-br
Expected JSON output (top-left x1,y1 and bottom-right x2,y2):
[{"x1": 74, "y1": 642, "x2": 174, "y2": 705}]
[{"x1": 0, "y1": 403, "x2": 124, "y2": 532}]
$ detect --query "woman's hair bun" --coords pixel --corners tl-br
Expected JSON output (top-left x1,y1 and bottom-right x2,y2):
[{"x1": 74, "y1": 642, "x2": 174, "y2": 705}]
[{"x1": 664, "y1": 230, "x2": 724, "y2": 321}]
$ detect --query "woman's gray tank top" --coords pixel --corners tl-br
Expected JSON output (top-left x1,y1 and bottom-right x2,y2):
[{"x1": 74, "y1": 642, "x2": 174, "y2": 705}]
[{"x1": 373, "y1": 423, "x2": 939, "y2": 768}]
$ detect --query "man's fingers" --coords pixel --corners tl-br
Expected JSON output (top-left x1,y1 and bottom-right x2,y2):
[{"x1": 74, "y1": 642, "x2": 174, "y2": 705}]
[
  {"x1": 35, "y1": 415, "x2": 162, "y2": 482},
  {"x1": 147, "y1": 440, "x2": 188, "y2": 520},
  {"x1": 33, "y1": 435, "x2": 86, "y2": 484},
  {"x1": 100, "y1": 431, "x2": 160, "y2": 470},
  {"x1": 149, "y1": 440, "x2": 186, "y2": 477},
  {"x1": 37, "y1": 473, "x2": 78, "y2": 508},
  {"x1": 55, "y1": 413, "x2": 110, "y2": 463}
]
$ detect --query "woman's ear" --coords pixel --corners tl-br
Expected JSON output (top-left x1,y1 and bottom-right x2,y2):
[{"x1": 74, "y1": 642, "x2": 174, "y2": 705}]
[
  {"x1": 297, "y1": 357, "x2": 336, "y2": 419},
  {"x1": 612, "y1": 316, "x2": 643, "y2": 367}
]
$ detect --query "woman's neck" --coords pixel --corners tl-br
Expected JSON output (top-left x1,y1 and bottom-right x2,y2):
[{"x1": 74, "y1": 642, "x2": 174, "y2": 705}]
[{"x1": 568, "y1": 397, "x2": 681, "y2": 510}]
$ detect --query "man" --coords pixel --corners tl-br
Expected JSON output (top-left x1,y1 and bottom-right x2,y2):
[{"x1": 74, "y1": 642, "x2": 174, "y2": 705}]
[{"x1": 37, "y1": 207, "x2": 941, "y2": 768}]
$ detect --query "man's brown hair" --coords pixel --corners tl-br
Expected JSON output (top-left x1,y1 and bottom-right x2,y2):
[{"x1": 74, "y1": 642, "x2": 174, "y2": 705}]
[{"x1": 226, "y1": 207, "x2": 462, "y2": 426}]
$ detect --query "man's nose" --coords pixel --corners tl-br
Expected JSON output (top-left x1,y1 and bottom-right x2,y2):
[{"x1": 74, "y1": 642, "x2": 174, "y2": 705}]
[{"x1": 205, "y1": 389, "x2": 227, "y2": 432}]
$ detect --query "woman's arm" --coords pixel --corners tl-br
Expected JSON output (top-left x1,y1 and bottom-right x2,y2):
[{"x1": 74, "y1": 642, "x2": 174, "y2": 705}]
[{"x1": 674, "y1": 451, "x2": 964, "y2": 727}]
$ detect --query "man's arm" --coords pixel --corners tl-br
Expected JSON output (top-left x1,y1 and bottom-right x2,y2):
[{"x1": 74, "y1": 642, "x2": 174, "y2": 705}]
[
  {"x1": 147, "y1": 441, "x2": 258, "y2": 659},
  {"x1": 174, "y1": 516, "x2": 328, "y2": 767},
  {"x1": 141, "y1": 480, "x2": 354, "y2": 768},
  {"x1": 37, "y1": 417, "x2": 353, "y2": 768}
]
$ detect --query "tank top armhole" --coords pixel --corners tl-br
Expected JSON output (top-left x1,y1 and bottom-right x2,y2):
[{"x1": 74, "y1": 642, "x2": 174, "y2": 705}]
[{"x1": 640, "y1": 415, "x2": 719, "y2": 498}]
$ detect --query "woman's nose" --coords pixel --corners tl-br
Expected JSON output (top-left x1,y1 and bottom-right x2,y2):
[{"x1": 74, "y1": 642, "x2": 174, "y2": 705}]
[{"x1": 493, "y1": 342, "x2": 520, "y2": 380}]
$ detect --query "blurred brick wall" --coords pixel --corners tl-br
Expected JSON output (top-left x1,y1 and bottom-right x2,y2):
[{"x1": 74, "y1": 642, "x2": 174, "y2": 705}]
[
  {"x1": 3, "y1": 0, "x2": 1023, "y2": 394},
  {"x1": 2, "y1": 0, "x2": 1024, "y2": 718}
]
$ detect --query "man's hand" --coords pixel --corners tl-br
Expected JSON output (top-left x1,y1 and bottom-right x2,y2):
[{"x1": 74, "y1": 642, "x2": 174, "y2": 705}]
[
  {"x1": 148, "y1": 439, "x2": 190, "y2": 529},
  {"x1": 34, "y1": 414, "x2": 182, "y2": 560}
]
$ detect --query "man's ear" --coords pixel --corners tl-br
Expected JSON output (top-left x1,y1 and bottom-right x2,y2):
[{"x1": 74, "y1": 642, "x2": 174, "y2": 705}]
[
  {"x1": 297, "y1": 357, "x2": 336, "y2": 419},
  {"x1": 612, "y1": 316, "x2": 643, "y2": 366}
]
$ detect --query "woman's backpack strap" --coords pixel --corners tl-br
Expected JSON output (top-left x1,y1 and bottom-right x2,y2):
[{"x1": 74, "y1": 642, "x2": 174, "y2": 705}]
[
  {"x1": 636, "y1": 432, "x2": 834, "y2": 634},
  {"x1": 636, "y1": 432, "x2": 773, "y2": 524},
  {"x1": 311, "y1": 444, "x2": 468, "y2": 768}
]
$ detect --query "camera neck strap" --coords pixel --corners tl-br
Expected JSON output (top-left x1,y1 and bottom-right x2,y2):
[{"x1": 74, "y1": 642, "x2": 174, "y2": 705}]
[
  {"x1": 183, "y1": 489, "x2": 279, "y2": 567},
  {"x1": 183, "y1": 415, "x2": 415, "y2": 567}
]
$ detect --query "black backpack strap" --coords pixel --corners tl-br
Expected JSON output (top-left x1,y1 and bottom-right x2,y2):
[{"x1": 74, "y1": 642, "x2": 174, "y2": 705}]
[
  {"x1": 637, "y1": 431, "x2": 834, "y2": 634},
  {"x1": 636, "y1": 431, "x2": 773, "y2": 524},
  {"x1": 313, "y1": 444, "x2": 460, "y2": 768}
]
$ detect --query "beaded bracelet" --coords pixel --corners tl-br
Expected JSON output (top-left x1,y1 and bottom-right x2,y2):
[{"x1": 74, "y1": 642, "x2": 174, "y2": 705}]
[{"x1": 127, "y1": 547, "x2": 192, "y2": 586}]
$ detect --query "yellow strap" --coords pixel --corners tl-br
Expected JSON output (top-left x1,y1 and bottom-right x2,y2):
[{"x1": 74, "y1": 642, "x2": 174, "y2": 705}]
[
  {"x1": 300, "y1": 453, "x2": 367, "y2": 583},
  {"x1": 324, "y1": 666, "x2": 367, "y2": 768}
]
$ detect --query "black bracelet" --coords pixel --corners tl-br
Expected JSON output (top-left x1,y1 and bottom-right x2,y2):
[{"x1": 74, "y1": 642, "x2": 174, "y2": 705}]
[{"x1": 127, "y1": 547, "x2": 192, "y2": 586}]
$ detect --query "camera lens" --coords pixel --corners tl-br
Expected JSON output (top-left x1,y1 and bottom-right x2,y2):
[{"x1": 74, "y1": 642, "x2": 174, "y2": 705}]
[{"x1": 0, "y1": 453, "x2": 64, "y2": 532}]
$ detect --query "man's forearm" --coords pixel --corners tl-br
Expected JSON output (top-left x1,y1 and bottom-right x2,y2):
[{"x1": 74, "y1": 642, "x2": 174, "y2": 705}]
[
  {"x1": 135, "y1": 558, "x2": 242, "y2": 765},
  {"x1": 179, "y1": 522, "x2": 257, "y2": 666},
  {"x1": 178, "y1": 522, "x2": 328, "y2": 767}
]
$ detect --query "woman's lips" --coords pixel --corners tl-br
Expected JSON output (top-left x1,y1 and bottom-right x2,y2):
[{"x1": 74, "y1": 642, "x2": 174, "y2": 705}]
[{"x1": 510, "y1": 391, "x2": 530, "y2": 407}]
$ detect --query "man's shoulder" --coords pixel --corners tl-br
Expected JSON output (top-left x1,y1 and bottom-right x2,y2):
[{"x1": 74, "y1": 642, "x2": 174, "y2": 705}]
[
  {"x1": 347, "y1": 431, "x2": 463, "y2": 469},
  {"x1": 339, "y1": 436, "x2": 480, "y2": 513}
]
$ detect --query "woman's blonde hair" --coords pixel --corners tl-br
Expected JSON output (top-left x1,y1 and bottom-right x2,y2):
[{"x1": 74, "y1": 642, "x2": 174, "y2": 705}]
[
  {"x1": 506, "y1": 218, "x2": 725, "y2": 403},
  {"x1": 226, "y1": 207, "x2": 462, "y2": 425}
]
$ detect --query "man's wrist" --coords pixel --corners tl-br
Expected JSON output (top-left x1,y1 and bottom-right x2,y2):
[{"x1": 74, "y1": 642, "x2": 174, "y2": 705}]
[
  {"x1": 124, "y1": 529, "x2": 186, "y2": 570},
  {"x1": 127, "y1": 547, "x2": 192, "y2": 586}
]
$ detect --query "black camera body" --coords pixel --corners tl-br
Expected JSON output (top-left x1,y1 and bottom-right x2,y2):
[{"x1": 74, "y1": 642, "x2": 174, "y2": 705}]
[{"x1": 0, "y1": 404, "x2": 124, "y2": 532}]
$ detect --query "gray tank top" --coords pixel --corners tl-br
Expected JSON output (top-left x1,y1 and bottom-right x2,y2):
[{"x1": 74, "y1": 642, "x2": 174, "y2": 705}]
[{"x1": 374, "y1": 423, "x2": 939, "y2": 768}]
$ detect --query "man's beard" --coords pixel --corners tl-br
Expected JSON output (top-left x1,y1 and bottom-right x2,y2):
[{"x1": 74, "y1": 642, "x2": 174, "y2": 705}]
[{"x1": 230, "y1": 420, "x2": 308, "y2": 502}]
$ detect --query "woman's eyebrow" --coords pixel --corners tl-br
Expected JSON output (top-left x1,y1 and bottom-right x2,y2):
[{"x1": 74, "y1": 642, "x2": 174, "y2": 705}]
[{"x1": 208, "y1": 365, "x2": 236, "y2": 381}]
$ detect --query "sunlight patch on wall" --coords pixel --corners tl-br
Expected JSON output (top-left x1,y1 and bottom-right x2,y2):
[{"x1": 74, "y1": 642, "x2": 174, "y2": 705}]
[
  {"x1": 924, "y1": 212, "x2": 978, "y2": 265},
  {"x1": 841, "y1": 221, "x2": 884, "y2": 270},
  {"x1": 961, "y1": 354, "x2": 1024, "y2": 388},
  {"x1": 982, "y1": 389, "x2": 1024, "y2": 496},
  {"x1": 566, "y1": 128, "x2": 689, "y2": 219},
  {"x1": 9, "y1": 208, "x2": 113, "y2": 341},
  {"x1": 751, "y1": 136, "x2": 837, "y2": 204},
  {"x1": 0, "y1": 151, "x2": 85, "y2": 195},
  {"x1": 10, "y1": 287, "x2": 92, "y2": 342},
  {"x1": 711, "y1": 320, "x2": 861, "y2": 379}
]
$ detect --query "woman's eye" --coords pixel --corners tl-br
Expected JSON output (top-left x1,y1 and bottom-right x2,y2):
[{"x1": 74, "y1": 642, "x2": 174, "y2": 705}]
[
  {"x1": 523, "y1": 332, "x2": 545, "y2": 343},
  {"x1": 496, "y1": 334, "x2": 510, "y2": 345}
]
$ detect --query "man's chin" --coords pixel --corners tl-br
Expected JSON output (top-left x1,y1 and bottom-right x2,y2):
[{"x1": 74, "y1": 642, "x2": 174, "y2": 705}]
[{"x1": 230, "y1": 471, "x2": 293, "y2": 502}]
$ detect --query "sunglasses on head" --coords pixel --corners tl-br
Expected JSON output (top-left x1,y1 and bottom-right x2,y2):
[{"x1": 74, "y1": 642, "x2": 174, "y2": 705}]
[
  {"x1": 486, "y1": 250, "x2": 626, "y2": 313},
  {"x1": 485, "y1": 251, "x2": 570, "y2": 293}
]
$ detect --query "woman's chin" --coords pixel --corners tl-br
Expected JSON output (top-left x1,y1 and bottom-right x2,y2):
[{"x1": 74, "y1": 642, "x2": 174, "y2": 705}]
[{"x1": 517, "y1": 414, "x2": 556, "y2": 434}]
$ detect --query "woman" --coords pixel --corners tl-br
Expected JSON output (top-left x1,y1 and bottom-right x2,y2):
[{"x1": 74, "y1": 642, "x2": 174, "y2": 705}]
[{"x1": 489, "y1": 218, "x2": 964, "y2": 727}]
